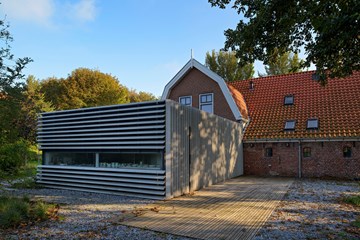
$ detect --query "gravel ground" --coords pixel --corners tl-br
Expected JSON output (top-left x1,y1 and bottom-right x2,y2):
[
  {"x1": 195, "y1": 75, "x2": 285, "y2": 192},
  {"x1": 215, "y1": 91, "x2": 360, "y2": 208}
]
[
  {"x1": 1, "y1": 178, "x2": 359, "y2": 240},
  {"x1": 255, "y1": 179, "x2": 360, "y2": 240}
]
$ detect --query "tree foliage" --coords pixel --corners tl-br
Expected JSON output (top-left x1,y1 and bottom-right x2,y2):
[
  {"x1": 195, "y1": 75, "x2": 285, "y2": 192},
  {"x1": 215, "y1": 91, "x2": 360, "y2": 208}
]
[
  {"x1": 41, "y1": 68, "x2": 129, "y2": 110},
  {"x1": 127, "y1": 89, "x2": 158, "y2": 103},
  {"x1": 205, "y1": 50, "x2": 254, "y2": 81},
  {"x1": 260, "y1": 48, "x2": 304, "y2": 76},
  {"x1": 208, "y1": 0, "x2": 360, "y2": 83}
]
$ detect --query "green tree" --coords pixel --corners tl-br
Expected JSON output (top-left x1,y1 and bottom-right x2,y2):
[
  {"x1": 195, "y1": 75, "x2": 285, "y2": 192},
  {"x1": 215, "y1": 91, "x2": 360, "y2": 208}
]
[
  {"x1": 205, "y1": 50, "x2": 254, "y2": 81},
  {"x1": 127, "y1": 89, "x2": 158, "y2": 103},
  {"x1": 260, "y1": 49, "x2": 304, "y2": 76},
  {"x1": 0, "y1": 15, "x2": 32, "y2": 144},
  {"x1": 18, "y1": 76, "x2": 54, "y2": 143},
  {"x1": 208, "y1": 0, "x2": 360, "y2": 83},
  {"x1": 41, "y1": 68, "x2": 129, "y2": 110}
]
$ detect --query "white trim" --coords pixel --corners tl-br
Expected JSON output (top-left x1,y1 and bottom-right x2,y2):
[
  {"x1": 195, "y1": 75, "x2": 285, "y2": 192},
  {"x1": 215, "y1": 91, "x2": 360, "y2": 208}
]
[
  {"x1": 179, "y1": 95, "x2": 192, "y2": 106},
  {"x1": 161, "y1": 58, "x2": 243, "y2": 121},
  {"x1": 199, "y1": 93, "x2": 214, "y2": 114}
]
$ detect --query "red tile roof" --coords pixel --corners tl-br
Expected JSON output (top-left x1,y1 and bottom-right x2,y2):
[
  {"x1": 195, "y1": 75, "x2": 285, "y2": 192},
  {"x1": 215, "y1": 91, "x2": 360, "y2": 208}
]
[
  {"x1": 229, "y1": 71, "x2": 360, "y2": 141},
  {"x1": 227, "y1": 84, "x2": 249, "y2": 120}
]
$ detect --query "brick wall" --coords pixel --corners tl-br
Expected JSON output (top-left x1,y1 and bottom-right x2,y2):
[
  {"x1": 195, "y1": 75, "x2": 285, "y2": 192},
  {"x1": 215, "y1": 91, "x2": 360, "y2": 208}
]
[
  {"x1": 244, "y1": 141, "x2": 360, "y2": 179},
  {"x1": 168, "y1": 68, "x2": 236, "y2": 121}
]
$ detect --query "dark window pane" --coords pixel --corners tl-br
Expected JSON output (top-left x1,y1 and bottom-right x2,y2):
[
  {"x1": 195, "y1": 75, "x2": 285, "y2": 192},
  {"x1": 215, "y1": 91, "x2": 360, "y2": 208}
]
[
  {"x1": 207, "y1": 94, "x2": 212, "y2": 102},
  {"x1": 200, "y1": 104, "x2": 213, "y2": 113},
  {"x1": 284, "y1": 120, "x2": 295, "y2": 130},
  {"x1": 44, "y1": 152, "x2": 95, "y2": 167},
  {"x1": 99, "y1": 152, "x2": 163, "y2": 169},
  {"x1": 343, "y1": 147, "x2": 352, "y2": 158},
  {"x1": 265, "y1": 148, "x2": 273, "y2": 157},
  {"x1": 303, "y1": 147, "x2": 311, "y2": 157},
  {"x1": 284, "y1": 96, "x2": 294, "y2": 105}
]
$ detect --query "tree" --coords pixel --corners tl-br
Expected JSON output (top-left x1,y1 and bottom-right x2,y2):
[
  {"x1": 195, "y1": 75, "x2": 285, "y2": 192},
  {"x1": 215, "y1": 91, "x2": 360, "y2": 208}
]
[
  {"x1": 208, "y1": 0, "x2": 360, "y2": 83},
  {"x1": 0, "y1": 14, "x2": 32, "y2": 144},
  {"x1": 260, "y1": 49, "x2": 304, "y2": 76},
  {"x1": 127, "y1": 89, "x2": 158, "y2": 103},
  {"x1": 19, "y1": 76, "x2": 54, "y2": 143},
  {"x1": 205, "y1": 50, "x2": 254, "y2": 81},
  {"x1": 41, "y1": 68, "x2": 129, "y2": 110}
]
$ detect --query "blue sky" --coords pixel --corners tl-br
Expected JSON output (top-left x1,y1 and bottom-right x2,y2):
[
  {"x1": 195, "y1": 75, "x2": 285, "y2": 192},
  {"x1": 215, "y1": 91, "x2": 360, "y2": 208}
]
[{"x1": 1, "y1": 0, "x2": 265, "y2": 96}]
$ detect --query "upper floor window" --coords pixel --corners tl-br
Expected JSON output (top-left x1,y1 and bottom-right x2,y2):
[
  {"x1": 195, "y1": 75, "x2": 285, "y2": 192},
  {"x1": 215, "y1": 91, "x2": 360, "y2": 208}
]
[
  {"x1": 265, "y1": 147, "x2": 273, "y2": 157},
  {"x1": 284, "y1": 95, "x2": 294, "y2": 105},
  {"x1": 284, "y1": 120, "x2": 296, "y2": 131},
  {"x1": 199, "y1": 93, "x2": 213, "y2": 113},
  {"x1": 307, "y1": 118, "x2": 319, "y2": 129},
  {"x1": 179, "y1": 96, "x2": 192, "y2": 106},
  {"x1": 303, "y1": 147, "x2": 311, "y2": 158}
]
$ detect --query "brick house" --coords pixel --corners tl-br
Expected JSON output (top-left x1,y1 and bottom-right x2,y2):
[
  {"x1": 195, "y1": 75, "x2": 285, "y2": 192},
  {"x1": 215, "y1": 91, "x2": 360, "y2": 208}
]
[{"x1": 162, "y1": 58, "x2": 360, "y2": 180}]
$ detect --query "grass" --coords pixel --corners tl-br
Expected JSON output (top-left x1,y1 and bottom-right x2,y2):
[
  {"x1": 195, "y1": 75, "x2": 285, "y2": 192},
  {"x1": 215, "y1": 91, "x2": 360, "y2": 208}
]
[
  {"x1": 352, "y1": 217, "x2": 360, "y2": 228},
  {"x1": 11, "y1": 177, "x2": 39, "y2": 189},
  {"x1": 342, "y1": 195, "x2": 360, "y2": 207},
  {"x1": 0, "y1": 158, "x2": 39, "y2": 181},
  {"x1": 0, "y1": 195, "x2": 58, "y2": 229}
]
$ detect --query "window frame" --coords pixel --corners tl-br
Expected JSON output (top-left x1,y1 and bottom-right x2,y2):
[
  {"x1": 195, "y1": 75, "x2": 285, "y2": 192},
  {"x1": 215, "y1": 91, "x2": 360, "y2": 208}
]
[
  {"x1": 284, "y1": 95, "x2": 294, "y2": 105},
  {"x1": 307, "y1": 118, "x2": 319, "y2": 130},
  {"x1": 179, "y1": 96, "x2": 192, "y2": 106},
  {"x1": 265, "y1": 147, "x2": 273, "y2": 157},
  {"x1": 343, "y1": 146, "x2": 352, "y2": 158},
  {"x1": 284, "y1": 120, "x2": 296, "y2": 131},
  {"x1": 199, "y1": 93, "x2": 214, "y2": 113},
  {"x1": 303, "y1": 147, "x2": 311, "y2": 158}
]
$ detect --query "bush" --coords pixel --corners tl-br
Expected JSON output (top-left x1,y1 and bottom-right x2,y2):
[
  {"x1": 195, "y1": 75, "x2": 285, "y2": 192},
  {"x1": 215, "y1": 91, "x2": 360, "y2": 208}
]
[
  {"x1": 343, "y1": 195, "x2": 360, "y2": 207},
  {"x1": 0, "y1": 140, "x2": 37, "y2": 174},
  {"x1": 0, "y1": 195, "x2": 58, "y2": 229}
]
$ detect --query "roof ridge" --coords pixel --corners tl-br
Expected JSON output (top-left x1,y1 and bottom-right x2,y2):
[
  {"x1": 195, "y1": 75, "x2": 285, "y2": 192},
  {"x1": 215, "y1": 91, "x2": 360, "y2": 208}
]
[{"x1": 230, "y1": 70, "x2": 317, "y2": 84}]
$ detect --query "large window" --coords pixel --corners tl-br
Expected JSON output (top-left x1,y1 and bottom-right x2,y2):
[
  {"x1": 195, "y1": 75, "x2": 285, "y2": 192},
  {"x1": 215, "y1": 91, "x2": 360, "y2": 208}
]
[
  {"x1": 99, "y1": 152, "x2": 163, "y2": 169},
  {"x1": 199, "y1": 93, "x2": 214, "y2": 113},
  {"x1": 44, "y1": 152, "x2": 95, "y2": 167},
  {"x1": 179, "y1": 96, "x2": 192, "y2": 106}
]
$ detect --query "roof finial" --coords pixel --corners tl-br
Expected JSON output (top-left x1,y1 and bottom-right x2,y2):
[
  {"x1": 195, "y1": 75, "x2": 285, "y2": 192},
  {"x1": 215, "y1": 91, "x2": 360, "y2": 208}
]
[{"x1": 191, "y1": 49, "x2": 193, "y2": 60}]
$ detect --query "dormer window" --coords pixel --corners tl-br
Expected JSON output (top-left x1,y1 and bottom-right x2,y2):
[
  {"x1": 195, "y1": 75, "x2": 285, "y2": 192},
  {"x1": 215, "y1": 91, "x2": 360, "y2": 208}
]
[
  {"x1": 284, "y1": 95, "x2": 294, "y2": 105},
  {"x1": 284, "y1": 120, "x2": 296, "y2": 131},
  {"x1": 199, "y1": 93, "x2": 213, "y2": 113},
  {"x1": 307, "y1": 118, "x2": 319, "y2": 129},
  {"x1": 179, "y1": 96, "x2": 192, "y2": 106}
]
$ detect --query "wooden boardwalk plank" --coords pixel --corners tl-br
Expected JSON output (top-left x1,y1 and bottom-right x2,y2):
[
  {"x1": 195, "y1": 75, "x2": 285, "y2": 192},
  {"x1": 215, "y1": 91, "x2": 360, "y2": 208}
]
[{"x1": 121, "y1": 176, "x2": 293, "y2": 240}]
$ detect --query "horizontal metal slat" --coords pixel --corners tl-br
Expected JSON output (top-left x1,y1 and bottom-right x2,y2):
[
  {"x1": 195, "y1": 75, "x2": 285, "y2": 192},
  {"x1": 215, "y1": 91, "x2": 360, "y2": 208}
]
[
  {"x1": 38, "y1": 165, "x2": 165, "y2": 175},
  {"x1": 39, "y1": 120, "x2": 165, "y2": 131},
  {"x1": 37, "y1": 177, "x2": 165, "y2": 190},
  {"x1": 40, "y1": 108, "x2": 165, "y2": 122},
  {"x1": 37, "y1": 180, "x2": 165, "y2": 196},
  {"x1": 39, "y1": 146, "x2": 165, "y2": 150},
  {"x1": 34, "y1": 185, "x2": 165, "y2": 200},
  {"x1": 40, "y1": 102, "x2": 165, "y2": 120},
  {"x1": 37, "y1": 173, "x2": 165, "y2": 185},
  {"x1": 38, "y1": 125, "x2": 165, "y2": 135},
  {"x1": 39, "y1": 114, "x2": 165, "y2": 126},
  {"x1": 39, "y1": 140, "x2": 165, "y2": 146},
  {"x1": 37, "y1": 135, "x2": 165, "y2": 142},
  {"x1": 37, "y1": 130, "x2": 165, "y2": 138}
]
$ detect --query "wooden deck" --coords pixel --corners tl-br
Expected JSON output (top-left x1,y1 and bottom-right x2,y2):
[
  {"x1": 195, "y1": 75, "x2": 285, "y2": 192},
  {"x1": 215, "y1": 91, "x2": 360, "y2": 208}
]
[{"x1": 121, "y1": 176, "x2": 294, "y2": 240}]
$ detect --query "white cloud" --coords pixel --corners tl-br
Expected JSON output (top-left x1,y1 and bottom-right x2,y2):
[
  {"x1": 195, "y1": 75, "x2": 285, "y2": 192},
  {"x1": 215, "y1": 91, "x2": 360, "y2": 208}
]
[
  {"x1": 68, "y1": 0, "x2": 96, "y2": 22},
  {"x1": 1, "y1": 0, "x2": 54, "y2": 25}
]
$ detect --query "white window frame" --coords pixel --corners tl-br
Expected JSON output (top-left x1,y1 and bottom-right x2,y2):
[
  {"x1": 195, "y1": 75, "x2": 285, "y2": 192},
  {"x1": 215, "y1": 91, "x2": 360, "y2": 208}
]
[
  {"x1": 199, "y1": 93, "x2": 214, "y2": 113},
  {"x1": 179, "y1": 96, "x2": 192, "y2": 106}
]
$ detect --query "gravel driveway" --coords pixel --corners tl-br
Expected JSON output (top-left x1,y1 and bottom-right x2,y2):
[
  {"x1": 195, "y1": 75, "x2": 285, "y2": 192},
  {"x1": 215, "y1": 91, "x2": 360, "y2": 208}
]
[{"x1": 1, "y1": 178, "x2": 359, "y2": 240}]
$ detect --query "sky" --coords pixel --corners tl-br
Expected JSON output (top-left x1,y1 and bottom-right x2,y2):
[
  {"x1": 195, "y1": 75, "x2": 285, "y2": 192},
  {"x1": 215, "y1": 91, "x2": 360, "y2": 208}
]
[{"x1": 1, "y1": 0, "x2": 266, "y2": 97}]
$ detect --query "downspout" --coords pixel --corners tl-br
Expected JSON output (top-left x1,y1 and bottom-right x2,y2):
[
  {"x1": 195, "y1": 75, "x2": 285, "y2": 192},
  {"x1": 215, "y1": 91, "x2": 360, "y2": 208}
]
[{"x1": 298, "y1": 140, "x2": 302, "y2": 178}]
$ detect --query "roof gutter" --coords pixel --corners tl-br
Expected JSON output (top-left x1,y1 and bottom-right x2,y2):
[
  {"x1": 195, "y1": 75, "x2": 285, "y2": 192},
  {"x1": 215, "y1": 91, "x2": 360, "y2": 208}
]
[{"x1": 244, "y1": 138, "x2": 360, "y2": 143}]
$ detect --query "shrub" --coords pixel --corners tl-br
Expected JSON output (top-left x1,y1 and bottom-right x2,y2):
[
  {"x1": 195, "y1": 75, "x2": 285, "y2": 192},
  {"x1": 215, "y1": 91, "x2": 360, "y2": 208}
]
[
  {"x1": 343, "y1": 195, "x2": 360, "y2": 207},
  {"x1": 0, "y1": 140, "x2": 37, "y2": 174},
  {"x1": 0, "y1": 196, "x2": 58, "y2": 229}
]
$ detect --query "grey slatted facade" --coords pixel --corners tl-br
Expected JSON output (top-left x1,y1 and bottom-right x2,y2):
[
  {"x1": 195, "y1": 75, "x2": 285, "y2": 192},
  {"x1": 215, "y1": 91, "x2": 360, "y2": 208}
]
[
  {"x1": 38, "y1": 101, "x2": 166, "y2": 150},
  {"x1": 37, "y1": 100, "x2": 244, "y2": 199}
]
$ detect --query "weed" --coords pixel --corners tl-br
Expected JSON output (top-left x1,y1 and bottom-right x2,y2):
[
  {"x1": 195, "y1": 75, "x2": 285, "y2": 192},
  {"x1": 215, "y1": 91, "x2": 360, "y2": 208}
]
[
  {"x1": 11, "y1": 177, "x2": 39, "y2": 189},
  {"x1": 351, "y1": 217, "x2": 360, "y2": 228},
  {"x1": 0, "y1": 195, "x2": 58, "y2": 229},
  {"x1": 342, "y1": 195, "x2": 360, "y2": 207}
]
